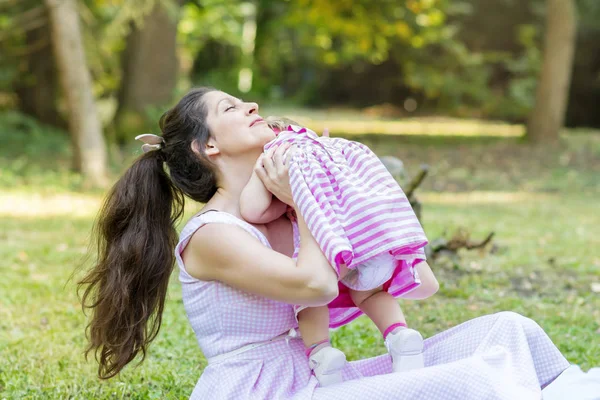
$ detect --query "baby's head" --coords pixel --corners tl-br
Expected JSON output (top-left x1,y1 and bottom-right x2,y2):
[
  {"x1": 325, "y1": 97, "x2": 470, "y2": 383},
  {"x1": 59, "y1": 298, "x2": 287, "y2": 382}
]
[{"x1": 266, "y1": 116, "x2": 300, "y2": 135}]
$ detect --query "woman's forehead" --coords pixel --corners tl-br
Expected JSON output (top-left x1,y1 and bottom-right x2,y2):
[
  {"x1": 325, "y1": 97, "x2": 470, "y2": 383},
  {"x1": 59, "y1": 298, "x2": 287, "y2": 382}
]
[{"x1": 206, "y1": 91, "x2": 240, "y2": 108}]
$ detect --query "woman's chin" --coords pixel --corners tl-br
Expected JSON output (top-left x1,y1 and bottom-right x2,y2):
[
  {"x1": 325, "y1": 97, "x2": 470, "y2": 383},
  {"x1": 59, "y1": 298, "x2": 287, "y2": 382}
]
[
  {"x1": 249, "y1": 136, "x2": 275, "y2": 153},
  {"x1": 260, "y1": 128, "x2": 277, "y2": 143}
]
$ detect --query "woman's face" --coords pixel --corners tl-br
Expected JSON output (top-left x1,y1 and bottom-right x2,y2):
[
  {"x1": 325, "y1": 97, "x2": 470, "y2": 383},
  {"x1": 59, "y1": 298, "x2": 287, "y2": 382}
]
[{"x1": 204, "y1": 91, "x2": 275, "y2": 157}]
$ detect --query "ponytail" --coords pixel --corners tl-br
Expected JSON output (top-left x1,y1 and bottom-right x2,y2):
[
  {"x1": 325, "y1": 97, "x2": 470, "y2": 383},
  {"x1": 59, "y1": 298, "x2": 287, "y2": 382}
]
[{"x1": 79, "y1": 150, "x2": 184, "y2": 379}]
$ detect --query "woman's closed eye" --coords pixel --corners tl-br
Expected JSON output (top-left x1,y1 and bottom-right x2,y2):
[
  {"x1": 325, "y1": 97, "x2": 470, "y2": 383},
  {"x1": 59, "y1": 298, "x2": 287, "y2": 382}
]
[{"x1": 226, "y1": 105, "x2": 236, "y2": 112}]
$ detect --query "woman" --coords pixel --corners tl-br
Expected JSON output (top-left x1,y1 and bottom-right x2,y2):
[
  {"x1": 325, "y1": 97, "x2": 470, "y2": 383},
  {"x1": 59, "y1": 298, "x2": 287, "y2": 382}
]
[{"x1": 80, "y1": 87, "x2": 569, "y2": 399}]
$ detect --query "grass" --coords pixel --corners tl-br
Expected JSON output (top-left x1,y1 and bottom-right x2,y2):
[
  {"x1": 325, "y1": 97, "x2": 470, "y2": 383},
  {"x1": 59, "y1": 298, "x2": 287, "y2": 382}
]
[{"x1": 0, "y1": 112, "x2": 599, "y2": 398}]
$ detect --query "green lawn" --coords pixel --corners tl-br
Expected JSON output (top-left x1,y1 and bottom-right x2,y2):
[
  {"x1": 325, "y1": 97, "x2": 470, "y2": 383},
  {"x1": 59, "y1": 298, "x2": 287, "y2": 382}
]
[{"x1": 1, "y1": 114, "x2": 599, "y2": 398}]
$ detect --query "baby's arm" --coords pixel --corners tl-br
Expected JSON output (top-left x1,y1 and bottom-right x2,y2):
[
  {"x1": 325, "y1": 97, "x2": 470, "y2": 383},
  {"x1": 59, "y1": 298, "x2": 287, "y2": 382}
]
[{"x1": 240, "y1": 169, "x2": 288, "y2": 224}]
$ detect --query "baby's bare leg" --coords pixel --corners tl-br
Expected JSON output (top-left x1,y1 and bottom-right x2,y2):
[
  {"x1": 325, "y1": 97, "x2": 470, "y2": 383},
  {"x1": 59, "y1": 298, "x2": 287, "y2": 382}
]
[
  {"x1": 297, "y1": 306, "x2": 330, "y2": 347},
  {"x1": 400, "y1": 261, "x2": 439, "y2": 300},
  {"x1": 299, "y1": 306, "x2": 346, "y2": 386},
  {"x1": 352, "y1": 286, "x2": 425, "y2": 373},
  {"x1": 350, "y1": 287, "x2": 406, "y2": 335}
]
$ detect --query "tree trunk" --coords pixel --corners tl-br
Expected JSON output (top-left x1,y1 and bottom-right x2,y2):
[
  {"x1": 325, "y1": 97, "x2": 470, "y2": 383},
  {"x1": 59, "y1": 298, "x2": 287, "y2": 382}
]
[
  {"x1": 45, "y1": 0, "x2": 108, "y2": 187},
  {"x1": 114, "y1": 1, "x2": 181, "y2": 145},
  {"x1": 527, "y1": 0, "x2": 577, "y2": 143}
]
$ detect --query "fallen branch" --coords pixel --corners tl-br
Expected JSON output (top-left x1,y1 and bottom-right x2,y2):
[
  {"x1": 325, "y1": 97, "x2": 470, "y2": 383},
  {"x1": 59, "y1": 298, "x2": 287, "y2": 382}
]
[
  {"x1": 405, "y1": 164, "x2": 429, "y2": 200},
  {"x1": 464, "y1": 232, "x2": 495, "y2": 250},
  {"x1": 430, "y1": 229, "x2": 495, "y2": 256}
]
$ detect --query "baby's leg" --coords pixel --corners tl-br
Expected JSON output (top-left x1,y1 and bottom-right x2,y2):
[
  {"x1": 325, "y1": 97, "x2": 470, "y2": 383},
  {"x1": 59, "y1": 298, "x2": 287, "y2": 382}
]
[
  {"x1": 350, "y1": 287, "x2": 424, "y2": 372},
  {"x1": 297, "y1": 306, "x2": 330, "y2": 350},
  {"x1": 349, "y1": 286, "x2": 406, "y2": 334},
  {"x1": 400, "y1": 261, "x2": 439, "y2": 300},
  {"x1": 298, "y1": 306, "x2": 347, "y2": 386}
]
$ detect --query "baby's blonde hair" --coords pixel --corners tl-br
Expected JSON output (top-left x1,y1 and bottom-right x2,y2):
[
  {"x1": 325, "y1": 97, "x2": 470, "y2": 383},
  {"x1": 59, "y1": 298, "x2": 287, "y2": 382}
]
[{"x1": 265, "y1": 116, "x2": 300, "y2": 132}]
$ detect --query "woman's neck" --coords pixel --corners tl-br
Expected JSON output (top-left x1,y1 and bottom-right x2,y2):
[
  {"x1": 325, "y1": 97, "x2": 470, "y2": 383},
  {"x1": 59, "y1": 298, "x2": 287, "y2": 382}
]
[{"x1": 207, "y1": 153, "x2": 258, "y2": 217}]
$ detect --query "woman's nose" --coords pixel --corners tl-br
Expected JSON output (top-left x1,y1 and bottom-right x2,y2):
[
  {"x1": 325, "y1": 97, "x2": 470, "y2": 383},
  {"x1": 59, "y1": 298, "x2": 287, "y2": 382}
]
[{"x1": 246, "y1": 102, "x2": 259, "y2": 115}]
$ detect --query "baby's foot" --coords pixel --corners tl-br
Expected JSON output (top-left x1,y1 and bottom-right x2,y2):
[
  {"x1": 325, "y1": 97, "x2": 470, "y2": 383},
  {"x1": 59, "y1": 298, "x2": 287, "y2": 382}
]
[
  {"x1": 308, "y1": 346, "x2": 347, "y2": 386},
  {"x1": 385, "y1": 328, "x2": 424, "y2": 373}
]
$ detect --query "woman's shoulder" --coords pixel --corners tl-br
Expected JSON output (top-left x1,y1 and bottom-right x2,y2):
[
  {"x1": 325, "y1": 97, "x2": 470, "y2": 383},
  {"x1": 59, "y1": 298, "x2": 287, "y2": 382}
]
[
  {"x1": 178, "y1": 212, "x2": 273, "y2": 281},
  {"x1": 181, "y1": 210, "x2": 270, "y2": 246}
]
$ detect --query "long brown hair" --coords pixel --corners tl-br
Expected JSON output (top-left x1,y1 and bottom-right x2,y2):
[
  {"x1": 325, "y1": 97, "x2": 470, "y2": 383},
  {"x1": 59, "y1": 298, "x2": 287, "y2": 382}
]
[{"x1": 79, "y1": 87, "x2": 218, "y2": 379}]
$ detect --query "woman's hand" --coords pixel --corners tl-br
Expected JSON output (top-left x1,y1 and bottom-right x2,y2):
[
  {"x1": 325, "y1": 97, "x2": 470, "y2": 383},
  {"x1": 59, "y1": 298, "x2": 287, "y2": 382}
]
[{"x1": 255, "y1": 143, "x2": 296, "y2": 206}]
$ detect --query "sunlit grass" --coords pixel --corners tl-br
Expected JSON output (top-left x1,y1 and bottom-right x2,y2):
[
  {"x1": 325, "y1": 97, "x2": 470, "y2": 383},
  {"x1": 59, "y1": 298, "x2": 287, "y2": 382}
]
[
  {"x1": 263, "y1": 105, "x2": 600, "y2": 137},
  {"x1": 335, "y1": 193, "x2": 600, "y2": 368},
  {"x1": 0, "y1": 192, "x2": 102, "y2": 218},
  {"x1": 1, "y1": 113, "x2": 599, "y2": 398},
  {"x1": 419, "y1": 191, "x2": 552, "y2": 205},
  {"x1": 1, "y1": 189, "x2": 598, "y2": 398},
  {"x1": 295, "y1": 119, "x2": 524, "y2": 137}
]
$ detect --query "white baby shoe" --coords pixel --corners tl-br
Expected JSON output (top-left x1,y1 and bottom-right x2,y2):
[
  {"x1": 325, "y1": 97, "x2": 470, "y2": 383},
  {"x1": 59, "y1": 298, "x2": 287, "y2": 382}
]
[
  {"x1": 308, "y1": 346, "x2": 347, "y2": 387},
  {"x1": 385, "y1": 328, "x2": 425, "y2": 373}
]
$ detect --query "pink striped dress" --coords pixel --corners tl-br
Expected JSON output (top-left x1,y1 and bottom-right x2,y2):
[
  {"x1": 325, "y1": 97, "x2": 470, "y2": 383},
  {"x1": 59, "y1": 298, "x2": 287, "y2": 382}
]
[{"x1": 263, "y1": 125, "x2": 428, "y2": 328}]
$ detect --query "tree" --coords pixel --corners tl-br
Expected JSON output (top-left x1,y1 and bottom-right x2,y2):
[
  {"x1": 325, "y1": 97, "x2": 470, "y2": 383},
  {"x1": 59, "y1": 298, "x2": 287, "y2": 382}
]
[
  {"x1": 45, "y1": 0, "x2": 108, "y2": 187},
  {"x1": 527, "y1": 0, "x2": 577, "y2": 143},
  {"x1": 113, "y1": 0, "x2": 183, "y2": 146}
]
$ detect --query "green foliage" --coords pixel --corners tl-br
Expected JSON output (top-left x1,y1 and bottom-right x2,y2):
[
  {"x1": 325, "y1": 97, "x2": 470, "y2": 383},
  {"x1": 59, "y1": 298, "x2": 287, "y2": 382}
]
[
  {"x1": 179, "y1": 1, "x2": 244, "y2": 59},
  {"x1": 402, "y1": 32, "x2": 495, "y2": 111},
  {"x1": 493, "y1": 24, "x2": 543, "y2": 119},
  {"x1": 0, "y1": 0, "x2": 43, "y2": 97},
  {"x1": 3, "y1": 0, "x2": 600, "y2": 131},
  {"x1": 281, "y1": 0, "x2": 449, "y2": 66},
  {"x1": 0, "y1": 112, "x2": 69, "y2": 159},
  {"x1": 79, "y1": 0, "x2": 179, "y2": 98},
  {"x1": 227, "y1": 0, "x2": 550, "y2": 119},
  {"x1": 397, "y1": 2, "x2": 545, "y2": 120},
  {"x1": 578, "y1": 0, "x2": 600, "y2": 32},
  {"x1": 0, "y1": 111, "x2": 83, "y2": 190},
  {"x1": 249, "y1": 0, "x2": 460, "y2": 102},
  {"x1": 181, "y1": 5, "x2": 247, "y2": 94}
]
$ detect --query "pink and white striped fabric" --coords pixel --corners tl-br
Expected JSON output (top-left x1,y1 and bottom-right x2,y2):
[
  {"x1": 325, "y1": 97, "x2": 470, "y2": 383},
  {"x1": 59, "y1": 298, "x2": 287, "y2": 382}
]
[{"x1": 264, "y1": 125, "x2": 428, "y2": 328}]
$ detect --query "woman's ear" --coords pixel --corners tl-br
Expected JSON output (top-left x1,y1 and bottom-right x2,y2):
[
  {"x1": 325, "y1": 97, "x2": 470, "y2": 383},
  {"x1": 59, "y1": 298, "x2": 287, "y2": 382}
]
[
  {"x1": 205, "y1": 143, "x2": 219, "y2": 156},
  {"x1": 191, "y1": 139, "x2": 219, "y2": 157}
]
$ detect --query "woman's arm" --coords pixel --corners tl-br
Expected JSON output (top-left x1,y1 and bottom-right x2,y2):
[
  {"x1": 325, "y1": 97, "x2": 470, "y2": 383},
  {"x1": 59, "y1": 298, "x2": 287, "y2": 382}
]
[
  {"x1": 240, "y1": 169, "x2": 288, "y2": 224},
  {"x1": 184, "y1": 142, "x2": 338, "y2": 307},
  {"x1": 183, "y1": 208, "x2": 338, "y2": 307}
]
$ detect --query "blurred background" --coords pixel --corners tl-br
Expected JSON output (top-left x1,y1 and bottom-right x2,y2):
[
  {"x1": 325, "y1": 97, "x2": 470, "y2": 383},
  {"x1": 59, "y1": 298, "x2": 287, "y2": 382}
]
[{"x1": 0, "y1": 0, "x2": 599, "y2": 398}]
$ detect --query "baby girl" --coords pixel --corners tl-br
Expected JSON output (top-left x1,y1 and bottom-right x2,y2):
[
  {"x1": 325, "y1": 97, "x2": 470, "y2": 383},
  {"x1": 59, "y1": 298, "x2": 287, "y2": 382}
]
[{"x1": 240, "y1": 119, "x2": 430, "y2": 386}]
